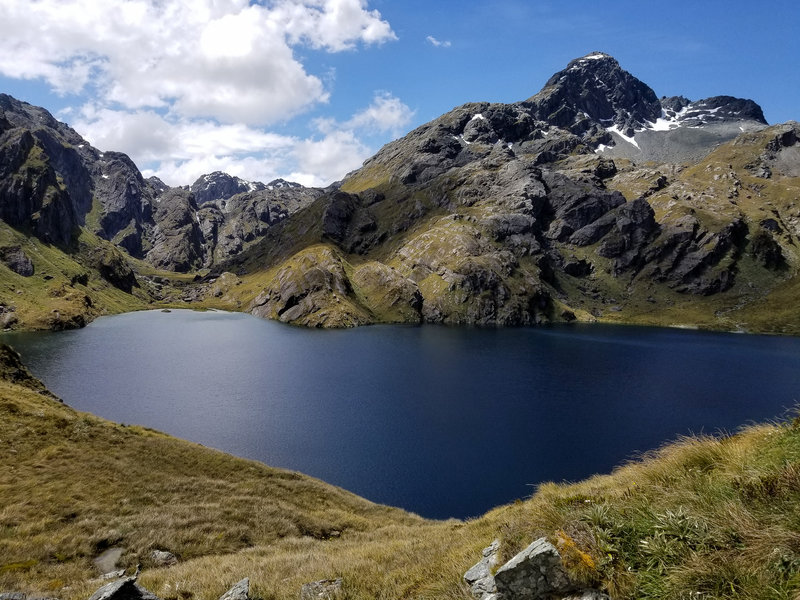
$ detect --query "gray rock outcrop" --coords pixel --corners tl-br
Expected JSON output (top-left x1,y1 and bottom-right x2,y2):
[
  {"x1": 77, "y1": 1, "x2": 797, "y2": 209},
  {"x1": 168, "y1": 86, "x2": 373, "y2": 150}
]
[
  {"x1": 218, "y1": 578, "x2": 249, "y2": 600},
  {"x1": 493, "y1": 539, "x2": 575, "y2": 599},
  {"x1": 87, "y1": 578, "x2": 161, "y2": 600},
  {"x1": 299, "y1": 579, "x2": 342, "y2": 600},
  {"x1": 464, "y1": 540, "x2": 500, "y2": 600},
  {"x1": 464, "y1": 538, "x2": 609, "y2": 600},
  {"x1": 149, "y1": 550, "x2": 177, "y2": 568},
  {"x1": 0, "y1": 246, "x2": 34, "y2": 276}
]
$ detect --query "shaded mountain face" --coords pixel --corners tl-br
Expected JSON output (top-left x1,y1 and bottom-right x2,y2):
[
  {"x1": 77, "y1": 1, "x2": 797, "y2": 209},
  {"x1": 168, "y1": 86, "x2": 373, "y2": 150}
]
[
  {"x1": 0, "y1": 94, "x2": 320, "y2": 271},
  {"x1": 526, "y1": 52, "x2": 663, "y2": 137}
]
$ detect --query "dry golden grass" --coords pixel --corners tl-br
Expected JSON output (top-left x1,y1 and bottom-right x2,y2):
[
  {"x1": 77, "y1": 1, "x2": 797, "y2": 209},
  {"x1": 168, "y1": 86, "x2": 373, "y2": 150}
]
[{"x1": 3, "y1": 341, "x2": 800, "y2": 599}]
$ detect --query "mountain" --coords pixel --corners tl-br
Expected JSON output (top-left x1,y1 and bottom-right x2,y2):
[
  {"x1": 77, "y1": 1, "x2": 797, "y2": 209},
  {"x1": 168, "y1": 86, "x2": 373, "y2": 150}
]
[
  {"x1": 0, "y1": 95, "x2": 321, "y2": 272},
  {"x1": 199, "y1": 52, "x2": 798, "y2": 333},
  {"x1": 1, "y1": 53, "x2": 799, "y2": 333}
]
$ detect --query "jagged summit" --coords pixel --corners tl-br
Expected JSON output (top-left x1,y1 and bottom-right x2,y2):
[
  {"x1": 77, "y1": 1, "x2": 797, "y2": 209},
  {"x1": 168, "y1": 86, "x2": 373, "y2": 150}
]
[
  {"x1": 526, "y1": 51, "x2": 662, "y2": 137},
  {"x1": 190, "y1": 171, "x2": 267, "y2": 205},
  {"x1": 266, "y1": 178, "x2": 302, "y2": 190}
]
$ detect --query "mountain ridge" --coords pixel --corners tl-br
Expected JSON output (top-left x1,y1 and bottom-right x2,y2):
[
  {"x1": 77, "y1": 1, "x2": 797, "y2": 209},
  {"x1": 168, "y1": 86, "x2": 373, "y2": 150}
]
[{"x1": 1, "y1": 53, "x2": 799, "y2": 333}]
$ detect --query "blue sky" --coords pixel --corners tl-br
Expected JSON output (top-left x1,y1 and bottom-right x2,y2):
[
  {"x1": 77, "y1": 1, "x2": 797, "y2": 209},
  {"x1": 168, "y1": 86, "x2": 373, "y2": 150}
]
[{"x1": 1, "y1": 0, "x2": 797, "y2": 187}]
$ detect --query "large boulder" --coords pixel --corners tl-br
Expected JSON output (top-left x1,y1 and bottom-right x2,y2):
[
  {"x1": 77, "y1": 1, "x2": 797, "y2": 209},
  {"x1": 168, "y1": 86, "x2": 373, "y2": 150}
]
[
  {"x1": 493, "y1": 539, "x2": 575, "y2": 599},
  {"x1": 0, "y1": 246, "x2": 34, "y2": 276},
  {"x1": 464, "y1": 540, "x2": 500, "y2": 600},
  {"x1": 464, "y1": 538, "x2": 609, "y2": 600},
  {"x1": 218, "y1": 578, "x2": 249, "y2": 600},
  {"x1": 87, "y1": 578, "x2": 161, "y2": 600}
]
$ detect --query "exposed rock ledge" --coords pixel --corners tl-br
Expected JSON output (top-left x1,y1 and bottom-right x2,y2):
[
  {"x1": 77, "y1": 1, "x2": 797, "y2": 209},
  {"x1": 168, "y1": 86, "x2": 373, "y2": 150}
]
[{"x1": 465, "y1": 538, "x2": 608, "y2": 600}]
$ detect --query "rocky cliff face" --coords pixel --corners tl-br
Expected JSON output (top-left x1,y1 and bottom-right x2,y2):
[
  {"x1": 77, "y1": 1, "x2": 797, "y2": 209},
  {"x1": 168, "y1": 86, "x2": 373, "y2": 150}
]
[
  {"x1": 1, "y1": 53, "x2": 798, "y2": 332},
  {"x1": 213, "y1": 54, "x2": 799, "y2": 332},
  {"x1": 0, "y1": 95, "x2": 320, "y2": 272}
]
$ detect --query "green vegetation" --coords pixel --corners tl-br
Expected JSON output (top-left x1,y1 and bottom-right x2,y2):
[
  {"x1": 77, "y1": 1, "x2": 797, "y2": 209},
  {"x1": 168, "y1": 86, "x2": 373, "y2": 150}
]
[
  {"x1": 2, "y1": 352, "x2": 800, "y2": 600},
  {"x1": 0, "y1": 224, "x2": 150, "y2": 330}
]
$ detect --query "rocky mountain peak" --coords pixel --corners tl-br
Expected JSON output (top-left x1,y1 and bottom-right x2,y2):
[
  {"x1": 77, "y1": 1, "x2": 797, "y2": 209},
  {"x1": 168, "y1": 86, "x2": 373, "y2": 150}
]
[
  {"x1": 190, "y1": 171, "x2": 267, "y2": 205},
  {"x1": 266, "y1": 178, "x2": 302, "y2": 190},
  {"x1": 526, "y1": 51, "x2": 662, "y2": 137}
]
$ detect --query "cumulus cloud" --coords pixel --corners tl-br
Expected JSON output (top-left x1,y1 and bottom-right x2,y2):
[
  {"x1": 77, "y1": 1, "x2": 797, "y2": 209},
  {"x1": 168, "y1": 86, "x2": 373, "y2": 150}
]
[
  {"x1": 426, "y1": 35, "x2": 452, "y2": 48},
  {"x1": 0, "y1": 0, "x2": 395, "y2": 125},
  {"x1": 0, "y1": 0, "x2": 404, "y2": 186},
  {"x1": 72, "y1": 92, "x2": 413, "y2": 188}
]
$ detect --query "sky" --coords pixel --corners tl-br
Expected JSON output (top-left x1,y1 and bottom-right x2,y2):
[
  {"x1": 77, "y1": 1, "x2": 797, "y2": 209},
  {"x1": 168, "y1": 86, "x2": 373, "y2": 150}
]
[{"x1": 0, "y1": 0, "x2": 798, "y2": 188}]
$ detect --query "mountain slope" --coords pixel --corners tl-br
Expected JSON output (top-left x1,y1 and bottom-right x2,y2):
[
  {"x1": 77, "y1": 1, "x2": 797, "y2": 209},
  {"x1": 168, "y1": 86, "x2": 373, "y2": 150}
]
[
  {"x1": 198, "y1": 54, "x2": 798, "y2": 333},
  {"x1": 1, "y1": 52, "x2": 799, "y2": 333}
]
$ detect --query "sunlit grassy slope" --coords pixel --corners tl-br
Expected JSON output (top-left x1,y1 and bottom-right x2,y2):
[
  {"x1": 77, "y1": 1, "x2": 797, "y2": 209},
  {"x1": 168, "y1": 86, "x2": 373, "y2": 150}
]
[{"x1": 3, "y1": 346, "x2": 800, "y2": 600}]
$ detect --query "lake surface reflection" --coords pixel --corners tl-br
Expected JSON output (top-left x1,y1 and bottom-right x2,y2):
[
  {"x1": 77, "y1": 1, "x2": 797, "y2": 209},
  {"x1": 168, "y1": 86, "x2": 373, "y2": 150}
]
[{"x1": 6, "y1": 310, "x2": 800, "y2": 519}]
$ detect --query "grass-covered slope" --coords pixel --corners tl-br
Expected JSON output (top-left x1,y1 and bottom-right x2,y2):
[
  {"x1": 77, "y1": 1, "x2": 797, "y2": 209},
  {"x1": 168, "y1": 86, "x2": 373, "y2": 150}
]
[
  {"x1": 0, "y1": 223, "x2": 151, "y2": 330},
  {"x1": 3, "y1": 346, "x2": 800, "y2": 600},
  {"x1": 0, "y1": 347, "x2": 423, "y2": 596}
]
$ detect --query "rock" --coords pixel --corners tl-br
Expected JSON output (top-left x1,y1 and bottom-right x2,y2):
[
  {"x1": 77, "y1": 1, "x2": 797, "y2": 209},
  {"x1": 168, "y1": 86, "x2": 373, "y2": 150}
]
[
  {"x1": 562, "y1": 592, "x2": 609, "y2": 600},
  {"x1": 351, "y1": 261, "x2": 422, "y2": 323},
  {"x1": 560, "y1": 309, "x2": 577, "y2": 321},
  {"x1": 321, "y1": 191, "x2": 377, "y2": 253},
  {"x1": 149, "y1": 550, "x2": 177, "y2": 568},
  {"x1": 593, "y1": 159, "x2": 616, "y2": 180},
  {"x1": 464, "y1": 540, "x2": 500, "y2": 600},
  {"x1": 0, "y1": 344, "x2": 50, "y2": 393},
  {"x1": 87, "y1": 577, "x2": 162, "y2": 600},
  {"x1": 248, "y1": 246, "x2": 371, "y2": 328},
  {"x1": 1, "y1": 310, "x2": 18, "y2": 329},
  {"x1": 0, "y1": 246, "x2": 34, "y2": 276},
  {"x1": 190, "y1": 172, "x2": 266, "y2": 205},
  {"x1": 750, "y1": 229, "x2": 785, "y2": 269},
  {"x1": 563, "y1": 259, "x2": 593, "y2": 278},
  {"x1": 0, "y1": 593, "x2": 27, "y2": 600},
  {"x1": 525, "y1": 53, "x2": 662, "y2": 136},
  {"x1": 146, "y1": 189, "x2": 205, "y2": 272},
  {"x1": 299, "y1": 579, "x2": 342, "y2": 600},
  {"x1": 86, "y1": 246, "x2": 138, "y2": 293},
  {"x1": 94, "y1": 547, "x2": 125, "y2": 576},
  {"x1": 218, "y1": 578, "x2": 249, "y2": 600},
  {"x1": 493, "y1": 538, "x2": 575, "y2": 600}
]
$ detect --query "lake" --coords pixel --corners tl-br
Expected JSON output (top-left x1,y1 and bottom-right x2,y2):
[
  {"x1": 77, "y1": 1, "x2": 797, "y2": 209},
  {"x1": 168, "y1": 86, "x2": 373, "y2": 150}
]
[{"x1": 5, "y1": 309, "x2": 800, "y2": 519}]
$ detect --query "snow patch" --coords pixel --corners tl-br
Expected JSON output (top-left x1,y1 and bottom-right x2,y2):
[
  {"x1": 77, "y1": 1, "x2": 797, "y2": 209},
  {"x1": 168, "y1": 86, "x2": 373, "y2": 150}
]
[
  {"x1": 595, "y1": 144, "x2": 609, "y2": 153},
  {"x1": 101, "y1": 174, "x2": 109, "y2": 179},
  {"x1": 470, "y1": 113, "x2": 486, "y2": 122},
  {"x1": 607, "y1": 125, "x2": 640, "y2": 149},
  {"x1": 649, "y1": 118, "x2": 679, "y2": 131},
  {"x1": 582, "y1": 52, "x2": 606, "y2": 60}
]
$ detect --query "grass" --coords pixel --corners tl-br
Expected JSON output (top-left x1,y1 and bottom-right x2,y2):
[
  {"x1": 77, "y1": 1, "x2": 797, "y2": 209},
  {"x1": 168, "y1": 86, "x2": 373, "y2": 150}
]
[
  {"x1": 0, "y1": 224, "x2": 150, "y2": 330},
  {"x1": 3, "y1": 347, "x2": 800, "y2": 599}
]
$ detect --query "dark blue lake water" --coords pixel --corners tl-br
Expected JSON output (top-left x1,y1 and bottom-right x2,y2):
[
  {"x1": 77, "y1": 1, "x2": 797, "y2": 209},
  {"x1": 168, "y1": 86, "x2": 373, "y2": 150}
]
[{"x1": 5, "y1": 309, "x2": 800, "y2": 519}]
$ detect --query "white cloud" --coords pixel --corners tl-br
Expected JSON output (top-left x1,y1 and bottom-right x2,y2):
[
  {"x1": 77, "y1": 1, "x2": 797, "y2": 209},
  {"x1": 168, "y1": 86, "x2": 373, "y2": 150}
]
[
  {"x1": 0, "y1": 0, "x2": 395, "y2": 125},
  {"x1": 71, "y1": 92, "x2": 413, "y2": 188},
  {"x1": 292, "y1": 130, "x2": 369, "y2": 186},
  {"x1": 346, "y1": 92, "x2": 416, "y2": 135},
  {"x1": 426, "y1": 35, "x2": 452, "y2": 48},
  {"x1": 0, "y1": 0, "x2": 404, "y2": 187}
]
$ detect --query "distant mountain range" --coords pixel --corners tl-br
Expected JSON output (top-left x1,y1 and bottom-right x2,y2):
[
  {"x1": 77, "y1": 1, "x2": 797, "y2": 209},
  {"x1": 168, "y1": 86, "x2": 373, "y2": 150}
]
[{"x1": 1, "y1": 52, "x2": 799, "y2": 333}]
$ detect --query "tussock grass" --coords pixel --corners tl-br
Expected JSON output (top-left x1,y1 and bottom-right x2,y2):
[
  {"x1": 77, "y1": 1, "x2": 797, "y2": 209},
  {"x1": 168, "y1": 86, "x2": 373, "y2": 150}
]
[{"x1": 3, "y1": 357, "x2": 800, "y2": 599}]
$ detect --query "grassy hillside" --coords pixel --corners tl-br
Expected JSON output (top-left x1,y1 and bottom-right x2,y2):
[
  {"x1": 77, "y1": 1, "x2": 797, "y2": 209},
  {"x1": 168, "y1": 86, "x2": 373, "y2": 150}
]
[{"x1": 3, "y1": 347, "x2": 800, "y2": 599}]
